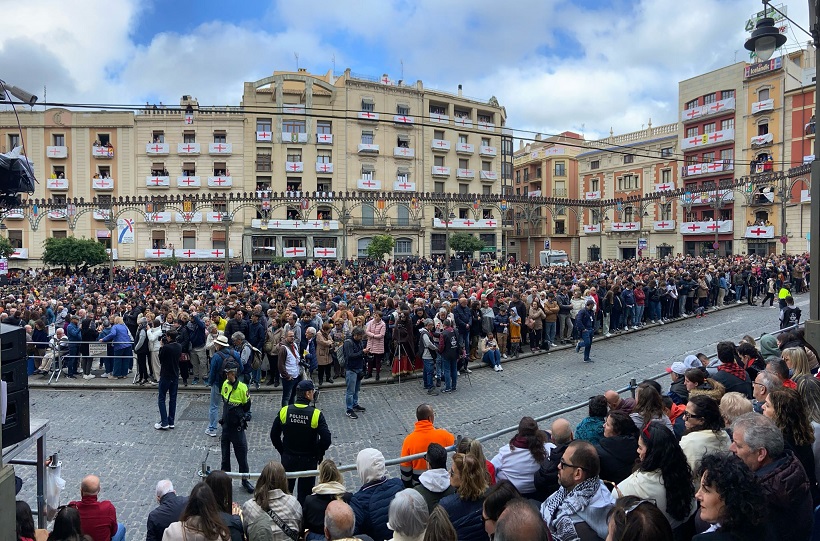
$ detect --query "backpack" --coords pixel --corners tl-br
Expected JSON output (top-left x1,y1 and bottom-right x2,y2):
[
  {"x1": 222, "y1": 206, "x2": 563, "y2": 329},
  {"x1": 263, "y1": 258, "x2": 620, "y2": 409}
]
[
  {"x1": 418, "y1": 329, "x2": 436, "y2": 358},
  {"x1": 782, "y1": 306, "x2": 802, "y2": 327},
  {"x1": 246, "y1": 512, "x2": 275, "y2": 541},
  {"x1": 439, "y1": 328, "x2": 459, "y2": 361},
  {"x1": 250, "y1": 344, "x2": 264, "y2": 371}
]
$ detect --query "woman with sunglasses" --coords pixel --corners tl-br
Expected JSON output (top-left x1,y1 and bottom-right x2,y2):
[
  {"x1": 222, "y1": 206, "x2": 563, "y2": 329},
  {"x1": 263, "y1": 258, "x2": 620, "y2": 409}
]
[
  {"x1": 439, "y1": 453, "x2": 490, "y2": 541},
  {"x1": 679, "y1": 395, "x2": 731, "y2": 478},
  {"x1": 605, "y1": 496, "x2": 673, "y2": 541},
  {"x1": 611, "y1": 421, "x2": 696, "y2": 534}
]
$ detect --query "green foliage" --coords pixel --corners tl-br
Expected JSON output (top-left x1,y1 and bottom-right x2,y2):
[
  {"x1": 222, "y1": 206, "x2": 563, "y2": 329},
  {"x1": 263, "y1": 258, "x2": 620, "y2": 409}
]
[
  {"x1": 42, "y1": 237, "x2": 108, "y2": 272},
  {"x1": 270, "y1": 256, "x2": 288, "y2": 265},
  {"x1": 449, "y1": 232, "x2": 484, "y2": 256},
  {"x1": 366, "y1": 234, "x2": 395, "y2": 260},
  {"x1": 159, "y1": 256, "x2": 179, "y2": 268},
  {"x1": 0, "y1": 236, "x2": 15, "y2": 258}
]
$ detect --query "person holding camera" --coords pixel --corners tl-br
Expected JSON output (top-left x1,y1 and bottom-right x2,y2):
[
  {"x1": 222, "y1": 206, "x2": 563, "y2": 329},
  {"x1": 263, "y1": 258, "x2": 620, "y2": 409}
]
[
  {"x1": 480, "y1": 333, "x2": 503, "y2": 372},
  {"x1": 220, "y1": 360, "x2": 254, "y2": 493},
  {"x1": 156, "y1": 330, "x2": 181, "y2": 431}
]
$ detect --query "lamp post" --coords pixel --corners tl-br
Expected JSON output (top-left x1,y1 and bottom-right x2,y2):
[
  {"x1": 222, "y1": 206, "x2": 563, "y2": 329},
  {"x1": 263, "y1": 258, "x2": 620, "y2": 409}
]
[
  {"x1": 222, "y1": 213, "x2": 231, "y2": 289},
  {"x1": 445, "y1": 208, "x2": 456, "y2": 268},
  {"x1": 105, "y1": 217, "x2": 115, "y2": 286},
  {"x1": 744, "y1": 0, "x2": 820, "y2": 352}
]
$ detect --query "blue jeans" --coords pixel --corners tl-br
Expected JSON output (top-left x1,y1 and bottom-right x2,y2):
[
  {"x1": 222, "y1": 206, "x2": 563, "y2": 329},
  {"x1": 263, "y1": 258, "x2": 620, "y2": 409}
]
[
  {"x1": 345, "y1": 369, "x2": 362, "y2": 411},
  {"x1": 208, "y1": 384, "x2": 220, "y2": 431},
  {"x1": 251, "y1": 367, "x2": 261, "y2": 385},
  {"x1": 648, "y1": 301, "x2": 661, "y2": 321},
  {"x1": 158, "y1": 377, "x2": 178, "y2": 426},
  {"x1": 543, "y1": 321, "x2": 556, "y2": 345},
  {"x1": 735, "y1": 284, "x2": 745, "y2": 301},
  {"x1": 281, "y1": 377, "x2": 299, "y2": 407},
  {"x1": 623, "y1": 306, "x2": 634, "y2": 328},
  {"x1": 576, "y1": 330, "x2": 593, "y2": 361},
  {"x1": 482, "y1": 350, "x2": 500, "y2": 367},
  {"x1": 442, "y1": 357, "x2": 458, "y2": 390},
  {"x1": 458, "y1": 328, "x2": 469, "y2": 354},
  {"x1": 112, "y1": 523, "x2": 126, "y2": 541},
  {"x1": 112, "y1": 347, "x2": 130, "y2": 377},
  {"x1": 633, "y1": 305, "x2": 644, "y2": 327},
  {"x1": 422, "y1": 357, "x2": 435, "y2": 389}
]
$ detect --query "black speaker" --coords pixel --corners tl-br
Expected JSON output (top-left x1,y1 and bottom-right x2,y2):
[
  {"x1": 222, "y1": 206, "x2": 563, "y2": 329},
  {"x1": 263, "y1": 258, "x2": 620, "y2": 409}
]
[
  {"x1": 227, "y1": 267, "x2": 244, "y2": 284},
  {"x1": 448, "y1": 259, "x2": 464, "y2": 273},
  {"x1": 0, "y1": 323, "x2": 25, "y2": 362},
  {"x1": 1, "y1": 357, "x2": 27, "y2": 394},
  {"x1": 2, "y1": 388, "x2": 30, "y2": 448}
]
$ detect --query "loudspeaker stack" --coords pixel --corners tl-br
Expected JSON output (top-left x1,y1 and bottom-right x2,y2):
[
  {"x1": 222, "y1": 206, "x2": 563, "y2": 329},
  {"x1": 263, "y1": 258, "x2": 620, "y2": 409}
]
[{"x1": 1, "y1": 324, "x2": 29, "y2": 448}]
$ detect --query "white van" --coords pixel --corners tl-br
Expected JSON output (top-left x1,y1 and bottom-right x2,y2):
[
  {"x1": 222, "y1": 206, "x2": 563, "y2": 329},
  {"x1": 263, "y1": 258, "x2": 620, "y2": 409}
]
[{"x1": 539, "y1": 250, "x2": 569, "y2": 266}]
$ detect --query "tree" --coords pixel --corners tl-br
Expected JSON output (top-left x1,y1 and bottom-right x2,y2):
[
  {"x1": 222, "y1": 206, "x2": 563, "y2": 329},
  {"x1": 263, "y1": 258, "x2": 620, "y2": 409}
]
[
  {"x1": 159, "y1": 256, "x2": 179, "y2": 268},
  {"x1": 0, "y1": 236, "x2": 15, "y2": 259},
  {"x1": 366, "y1": 234, "x2": 395, "y2": 260},
  {"x1": 449, "y1": 232, "x2": 484, "y2": 257},
  {"x1": 42, "y1": 237, "x2": 108, "y2": 272}
]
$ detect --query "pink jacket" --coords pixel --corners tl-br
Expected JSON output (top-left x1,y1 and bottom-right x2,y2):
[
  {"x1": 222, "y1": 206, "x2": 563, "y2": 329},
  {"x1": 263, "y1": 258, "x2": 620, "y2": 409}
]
[{"x1": 365, "y1": 319, "x2": 386, "y2": 354}]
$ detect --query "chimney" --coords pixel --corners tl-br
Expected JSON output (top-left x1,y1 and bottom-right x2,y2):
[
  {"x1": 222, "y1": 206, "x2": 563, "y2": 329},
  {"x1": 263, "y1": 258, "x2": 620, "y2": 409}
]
[{"x1": 458, "y1": 84, "x2": 463, "y2": 97}]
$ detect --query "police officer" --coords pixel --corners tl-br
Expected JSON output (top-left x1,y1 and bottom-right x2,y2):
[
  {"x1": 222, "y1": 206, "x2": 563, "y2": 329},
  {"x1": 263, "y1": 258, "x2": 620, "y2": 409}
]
[
  {"x1": 270, "y1": 379, "x2": 331, "y2": 505},
  {"x1": 220, "y1": 360, "x2": 254, "y2": 493}
]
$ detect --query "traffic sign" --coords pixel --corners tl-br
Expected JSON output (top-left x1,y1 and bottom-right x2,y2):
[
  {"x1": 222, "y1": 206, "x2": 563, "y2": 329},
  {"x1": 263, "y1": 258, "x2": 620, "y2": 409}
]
[
  {"x1": 544, "y1": 239, "x2": 550, "y2": 250},
  {"x1": 638, "y1": 238, "x2": 647, "y2": 249}
]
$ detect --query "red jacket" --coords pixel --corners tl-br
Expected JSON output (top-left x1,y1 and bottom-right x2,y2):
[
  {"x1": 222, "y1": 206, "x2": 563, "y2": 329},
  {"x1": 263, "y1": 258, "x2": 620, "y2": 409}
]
[{"x1": 69, "y1": 494, "x2": 117, "y2": 541}]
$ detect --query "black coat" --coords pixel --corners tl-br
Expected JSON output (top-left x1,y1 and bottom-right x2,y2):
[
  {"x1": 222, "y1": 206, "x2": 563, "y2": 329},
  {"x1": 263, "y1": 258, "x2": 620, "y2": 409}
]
[
  {"x1": 595, "y1": 435, "x2": 638, "y2": 485},
  {"x1": 302, "y1": 491, "x2": 352, "y2": 535},
  {"x1": 159, "y1": 341, "x2": 182, "y2": 380},
  {"x1": 533, "y1": 443, "x2": 568, "y2": 501},
  {"x1": 712, "y1": 368, "x2": 752, "y2": 398},
  {"x1": 146, "y1": 492, "x2": 187, "y2": 541},
  {"x1": 756, "y1": 450, "x2": 813, "y2": 541}
]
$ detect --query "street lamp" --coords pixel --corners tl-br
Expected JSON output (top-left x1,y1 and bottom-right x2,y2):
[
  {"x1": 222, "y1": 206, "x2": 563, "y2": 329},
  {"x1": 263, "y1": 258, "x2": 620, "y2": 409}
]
[
  {"x1": 104, "y1": 217, "x2": 115, "y2": 286},
  {"x1": 222, "y1": 213, "x2": 231, "y2": 289},
  {"x1": 445, "y1": 209, "x2": 456, "y2": 268}
]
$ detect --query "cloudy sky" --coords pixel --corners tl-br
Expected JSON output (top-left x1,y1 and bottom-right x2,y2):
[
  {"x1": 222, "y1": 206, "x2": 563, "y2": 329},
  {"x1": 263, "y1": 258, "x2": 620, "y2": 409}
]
[{"x1": 0, "y1": 0, "x2": 809, "y2": 141}]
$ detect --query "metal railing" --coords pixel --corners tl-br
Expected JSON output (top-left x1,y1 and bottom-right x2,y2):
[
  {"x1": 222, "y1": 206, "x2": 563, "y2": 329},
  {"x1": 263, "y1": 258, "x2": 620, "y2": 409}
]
[{"x1": 210, "y1": 322, "x2": 800, "y2": 480}]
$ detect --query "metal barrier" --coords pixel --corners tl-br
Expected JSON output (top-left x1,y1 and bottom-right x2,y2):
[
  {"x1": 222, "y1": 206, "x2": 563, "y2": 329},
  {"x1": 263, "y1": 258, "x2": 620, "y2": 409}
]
[{"x1": 209, "y1": 323, "x2": 801, "y2": 480}]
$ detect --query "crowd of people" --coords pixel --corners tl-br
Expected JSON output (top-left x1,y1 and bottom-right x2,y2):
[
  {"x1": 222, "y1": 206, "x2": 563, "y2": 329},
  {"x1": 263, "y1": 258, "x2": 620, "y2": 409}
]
[{"x1": 8, "y1": 251, "x2": 813, "y2": 540}]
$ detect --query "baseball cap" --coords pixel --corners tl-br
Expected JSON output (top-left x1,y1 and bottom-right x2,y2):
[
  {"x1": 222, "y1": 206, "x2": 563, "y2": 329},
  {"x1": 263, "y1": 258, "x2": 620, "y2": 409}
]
[
  {"x1": 682, "y1": 355, "x2": 701, "y2": 370},
  {"x1": 296, "y1": 380, "x2": 315, "y2": 392},
  {"x1": 666, "y1": 361, "x2": 686, "y2": 375}
]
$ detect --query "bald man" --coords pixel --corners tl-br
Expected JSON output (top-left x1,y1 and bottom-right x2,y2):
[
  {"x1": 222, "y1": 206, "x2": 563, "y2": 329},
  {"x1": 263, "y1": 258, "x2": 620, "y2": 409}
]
[
  {"x1": 604, "y1": 390, "x2": 635, "y2": 414},
  {"x1": 495, "y1": 498, "x2": 549, "y2": 541},
  {"x1": 69, "y1": 475, "x2": 125, "y2": 541},
  {"x1": 324, "y1": 499, "x2": 374, "y2": 540},
  {"x1": 534, "y1": 418, "x2": 573, "y2": 500}
]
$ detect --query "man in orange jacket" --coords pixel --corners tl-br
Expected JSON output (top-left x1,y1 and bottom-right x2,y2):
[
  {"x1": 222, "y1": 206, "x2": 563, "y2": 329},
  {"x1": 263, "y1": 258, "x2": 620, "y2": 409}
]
[{"x1": 400, "y1": 404, "x2": 455, "y2": 487}]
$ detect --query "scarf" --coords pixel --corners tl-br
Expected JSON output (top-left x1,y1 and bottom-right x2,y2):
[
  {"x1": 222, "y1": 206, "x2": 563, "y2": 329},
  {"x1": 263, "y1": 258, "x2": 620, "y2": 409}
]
[
  {"x1": 511, "y1": 435, "x2": 530, "y2": 449},
  {"x1": 543, "y1": 477, "x2": 601, "y2": 541},
  {"x1": 717, "y1": 361, "x2": 747, "y2": 381}
]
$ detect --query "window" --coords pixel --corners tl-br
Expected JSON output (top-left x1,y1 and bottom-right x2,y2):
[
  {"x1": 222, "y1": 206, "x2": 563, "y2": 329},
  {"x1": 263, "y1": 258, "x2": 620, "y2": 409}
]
[
  {"x1": 623, "y1": 154, "x2": 634, "y2": 164},
  {"x1": 454, "y1": 108, "x2": 470, "y2": 119},
  {"x1": 182, "y1": 230, "x2": 196, "y2": 249},
  {"x1": 213, "y1": 132, "x2": 226, "y2": 143},
  {"x1": 361, "y1": 98, "x2": 374, "y2": 112},
  {"x1": 523, "y1": 170, "x2": 529, "y2": 182},
  {"x1": 721, "y1": 118, "x2": 734, "y2": 130},
  {"x1": 660, "y1": 203, "x2": 672, "y2": 220},
  {"x1": 759, "y1": 88, "x2": 770, "y2": 101},
  {"x1": 758, "y1": 122, "x2": 769, "y2": 136},
  {"x1": 212, "y1": 230, "x2": 226, "y2": 250},
  {"x1": 213, "y1": 162, "x2": 227, "y2": 176},
  {"x1": 182, "y1": 162, "x2": 196, "y2": 176},
  {"x1": 702, "y1": 152, "x2": 715, "y2": 163},
  {"x1": 183, "y1": 132, "x2": 196, "y2": 143},
  {"x1": 481, "y1": 137, "x2": 490, "y2": 146},
  {"x1": 397, "y1": 169, "x2": 409, "y2": 182},
  {"x1": 482, "y1": 185, "x2": 491, "y2": 195},
  {"x1": 52, "y1": 134, "x2": 65, "y2": 146},
  {"x1": 459, "y1": 158, "x2": 469, "y2": 169},
  {"x1": 591, "y1": 178, "x2": 599, "y2": 192},
  {"x1": 286, "y1": 178, "x2": 301, "y2": 192},
  {"x1": 685, "y1": 98, "x2": 699, "y2": 110},
  {"x1": 703, "y1": 122, "x2": 716, "y2": 133},
  {"x1": 554, "y1": 181, "x2": 566, "y2": 196},
  {"x1": 482, "y1": 161, "x2": 492, "y2": 171},
  {"x1": 617, "y1": 174, "x2": 639, "y2": 191},
  {"x1": 554, "y1": 162, "x2": 566, "y2": 176},
  {"x1": 361, "y1": 204, "x2": 375, "y2": 226},
  {"x1": 151, "y1": 131, "x2": 165, "y2": 143},
  {"x1": 434, "y1": 129, "x2": 445, "y2": 140},
  {"x1": 361, "y1": 165, "x2": 374, "y2": 180},
  {"x1": 96, "y1": 133, "x2": 110, "y2": 145},
  {"x1": 431, "y1": 234, "x2": 446, "y2": 252},
  {"x1": 703, "y1": 93, "x2": 716, "y2": 104},
  {"x1": 287, "y1": 149, "x2": 302, "y2": 162},
  {"x1": 660, "y1": 147, "x2": 673, "y2": 158},
  {"x1": 434, "y1": 156, "x2": 445, "y2": 167},
  {"x1": 317, "y1": 206, "x2": 333, "y2": 220},
  {"x1": 430, "y1": 104, "x2": 446, "y2": 115},
  {"x1": 722, "y1": 89, "x2": 735, "y2": 100},
  {"x1": 478, "y1": 113, "x2": 492, "y2": 124},
  {"x1": 434, "y1": 182, "x2": 445, "y2": 193},
  {"x1": 397, "y1": 134, "x2": 410, "y2": 148},
  {"x1": 395, "y1": 238, "x2": 412, "y2": 254},
  {"x1": 8, "y1": 134, "x2": 20, "y2": 149},
  {"x1": 591, "y1": 160, "x2": 600, "y2": 169},
  {"x1": 317, "y1": 121, "x2": 332, "y2": 134},
  {"x1": 458, "y1": 208, "x2": 469, "y2": 219},
  {"x1": 661, "y1": 169, "x2": 671, "y2": 183},
  {"x1": 685, "y1": 155, "x2": 698, "y2": 166},
  {"x1": 283, "y1": 119, "x2": 306, "y2": 133},
  {"x1": 397, "y1": 204, "x2": 410, "y2": 226},
  {"x1": 361, "y1": 131, "x2": 374, "y2": 144},
  {"x1": 516, "y1": 188, "x2": 520, "y2": 195},
  {"x1": 53, "y1": 230, "x2": 67, "y2": 239},
  {"x1": 554, "y1": 221, "x2": 565, "y2": 234},
  {"x1": 256, "y1": 176, "x2": 271, "y2": 191},
  {"x1": 622, "y1": 206, "x2": 634, "y2": 222},
  {"x1": 256, "y1": 118, "x2": 271, "y2": 132},
  {"x1": 720, "y1": 148, "x2": 734, "y2": 162},
  {"x1": 556, "y1": 205, "x2": 566, "y2": 216},
  {"x1": 317, "y1": 150, "x2": 331, "y2": 163},
  {"x1": 8, "y1": 230, "x2": 22, "y2": 249},
  {"x1": 317, "y1": 179, "x2": 332, "y2": 193},
  {"x1": 98, "y1": 166, "x2": 111, "y2": 178},
  {"x1": 212, "y1": 200, "x2": 227, "y2": 213},
  {"x1": 686, "y1": 127, "x2": 698, "y2": 138},
  {"x1": 397, "y1": 104, "x2": 410, "y2": 115},
  {"x1": 458, "y1": 184, "x2": 469, "y2": 194},
  {"x1": 151, "y1": 163, "x2": 167, "y2": 176},
  {"x1": 256, "y1": 152, "x2": 271, "y2": 172},
  {"x1": 515, "y1": 170, "x2": 520, "y2": 183},
  {"x1": 702, "y1": 180, "x2": 716, "y2": 192},
  {"x1": 458, "y1": 134, "x2": 468, "y2": 144}
]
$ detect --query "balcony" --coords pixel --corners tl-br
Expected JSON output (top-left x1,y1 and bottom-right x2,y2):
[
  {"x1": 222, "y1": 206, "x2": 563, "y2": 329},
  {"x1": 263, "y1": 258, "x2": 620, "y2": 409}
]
[
  {"x1": 456, "y1": 142, "x2": 474, "y2": 155},
  {"x1": 394, "y1": 147, "x2": 415, "y2": 158},
  {"x1": 315, "y1": 162, "x2": 334, "y2": 174},
  {"x1": 751, "y1": 133, "x2": 774, "y2": 148},
  {"x1": 680, "y1": 97, "x2": 735, "y2": 123},
  {"x1": 146, "y1": 212, "x2": 172, "y2": 223},
  {"x1": 356, "y1": 178, "x2": 382, "y2": 190},
  {"x1": 453, "y1": 116, "x2": 473, "y2": 128},
  {"x1": 751, "y1": 98, "x2": 774, "y2": 114},
  {"x1": 582, "y1": 224, "x2": 601, "y2": 234},
  {"x1": 585, "y1": 191, "x2": 601, "y2": 200},
  {"x1": 431, "y1": 166, "x2": 451, "y2": 178},
  {"x1": 48, "y1": 209, "x2": 67, "y2": 220},
  {"x1": 282, "y1": 104, "x2": 305, "y2": 114},
  {"x1": 146, "y1": 175, "x2": 170, "y2": 188},
  {"x1": 357, "y1": 143, "x2": 380, "y2": 154},
  {"x1": 9, "y1": 248, "x2": 28, "y2": 259},
  {"x1": 285, "y1": 161, "x2": 304, "y2": 173},
  {"x1": 393, "y1": 114, "x2": 414, "y2": 125},
  {"x1": 680, "y1": 220, "x2": 733, "y2": 234},
  {"x1": 92, "y1": 177, "x2": 114, "y2": 190},
  {"x1": 206, "y1": 211, "x2": 228, "y2": 223},
  {"x1": 610, "y1": 221, "x2": 641, "y2": 232},
  {"x1": 93, "y1": 209, "x2": 111, "y2": 221},
  {"x1": 744, "y1": 225, "x2": 775, "y2": 239},
  {"x1": 456, "y1": 168, "x2": 475, "y2": 179},
  {"x1": 393, "y1": 180, "x2": 416, "y2": 191},
  {"x1": 46, "y1": 146, "x2": 67, "y2": 159},
  {"x1": 553, "y1": 188, "x2": 568, "y2": 197},
  {"x1": 429, "y1": 112, "x2": 449, "y2": 124},
  {"x1": 177, "y1": 142, "x2": 200, "y2": 155},
  {"x1": 256, "y1": 131, "x2": 272, "y2": 142},
  {"x1": 480, "y1": 170, "x2": 498, "y2": 181},
  {"x1": 92, "y1": 145, "x2": 114, "y2": 158},
  {"x1": 282, "y1": 132, "x2": 308, "y2": 144},
  {"x1": 316, "y1": 133, "x2": 333, "y2": 145},
  {"x1": 47, "y1": 178, "x2": 69, "y2": 191},
  {"x1": 145, "y1": 142, "x2": 170, "y2": 155},
  {"x1": 207, "y1": 176, "x2": 232, "y2": 188},
  {"x1": 680, "y1": 189, "x2": 734, "y2": 205},
  {"x1": 431, "y1": 139, "x2": 451, "y2": 152},
  {"x1": 176, "y1": 176, "x2": 201, "y2": 188},
  {"x1": 313, "y1": 247, "x2": 337, "y2": 258},
  {"x1": 5, "y1": 209, "x2": 23, "y2": 219},
  {"x1": 208, "y1": 142, "x2": 232, "y2": 155},
  {"x1": 174, "y1": 212, "x2": 203, "y2": 223},
  {"x1": 654, "y1": 181, "x2": 676, "y2": 192},
  {"x1": 479, "y1": 145, "x2": 497, "y2": 157},
  {"x1": 357, "y1": 111, "x2": 379, "y2": 121},
  {"x1": 251, "y1": 219, "x2": 340, "y2": 231},
  {"x1": 653, "y1": 220, "x2": 676, "y2": 231},
  {"x1": 145, "y1": 248, "x2": 234, "y2": 259},
  {"x1": 477, "y1": 120, "x2": 495, "y2": 131},
  {"x1": 432, "y1": 218, "x2": 499, "y2": 229},
  {"x1": 681, "y1": 128, "x2": 734, "y2": 150},
  {"x1": 681, "y1": 159, "x2": 734, "y2": 178}
]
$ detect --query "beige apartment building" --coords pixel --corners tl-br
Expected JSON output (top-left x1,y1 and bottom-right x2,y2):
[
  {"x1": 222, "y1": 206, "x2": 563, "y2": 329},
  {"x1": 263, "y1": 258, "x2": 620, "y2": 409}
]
[{"x1": 241, "y1": 68, "x2": 507, "y2": 261}]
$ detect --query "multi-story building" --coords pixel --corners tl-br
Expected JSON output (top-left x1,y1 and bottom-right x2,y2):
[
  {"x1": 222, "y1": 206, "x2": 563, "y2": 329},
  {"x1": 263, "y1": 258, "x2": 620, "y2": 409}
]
[
  {"x1": 678, "y1": 63, "x2": 745, "y2": 257},
  {"x1": 135, "y1": 96, "x2": 245, "y2": 261},
  {"x1": 509, "y1": 132, "x2": 583, "y2": 262},
  {"x1": 577, "y1": 123, "x2": 679, "y2": 261},
  {"x1": 0, "y1": 107, "x2": 136, "y2": 263},
  {"x1": 241, "y1": 68, "x2": 507, "y2": 261}
]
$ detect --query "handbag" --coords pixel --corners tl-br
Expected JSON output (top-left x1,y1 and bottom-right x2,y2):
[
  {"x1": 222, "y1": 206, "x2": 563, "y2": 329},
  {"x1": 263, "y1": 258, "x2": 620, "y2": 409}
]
[
  {"x1": 335, "y1": 343, "x2": 346, "y2": 368},
  {"x1": 266, "y1": 507, "x2": 300, "y2": 541}
]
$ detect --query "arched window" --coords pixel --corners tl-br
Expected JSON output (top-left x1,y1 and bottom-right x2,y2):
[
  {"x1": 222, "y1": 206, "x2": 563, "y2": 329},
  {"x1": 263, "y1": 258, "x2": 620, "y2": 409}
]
[
  {"x1": 623, "y1": 206, "x2": 634, "y2": 222},
  {"x1": 361, "y1": 203, "x2": 375, "y2": 226},
  {"x1": 317, "y1": 205, "x2": 332, "y2": 220},
  {"x1": 397, "y1": 204, "x2": 410, "y2": 226}
]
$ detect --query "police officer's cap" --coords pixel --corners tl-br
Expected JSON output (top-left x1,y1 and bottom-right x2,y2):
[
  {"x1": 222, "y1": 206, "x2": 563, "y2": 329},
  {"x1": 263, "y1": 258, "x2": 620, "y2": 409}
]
[
  {"x1": 224, "y1": 360, "x2": 240, "y2": 373},
  {"x1": 296, "y1": 380, "x2": 315, "y2": 392}
]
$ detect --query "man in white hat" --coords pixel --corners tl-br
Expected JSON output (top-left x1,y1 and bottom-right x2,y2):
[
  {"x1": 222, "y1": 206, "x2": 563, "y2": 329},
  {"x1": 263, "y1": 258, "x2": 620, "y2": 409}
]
[{"x1": 205, "y1": 334, "x2": 239, "y2": 437}]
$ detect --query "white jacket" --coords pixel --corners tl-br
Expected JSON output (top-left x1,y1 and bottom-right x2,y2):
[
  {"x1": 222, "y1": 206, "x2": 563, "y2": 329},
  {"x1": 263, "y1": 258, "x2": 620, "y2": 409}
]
[
  {"x1": 679, "y1": 429, "x2": 731, "y2": 476},
  {"x1": 491, "y1": 443, "x2": 554, "y2": 495},
  {"x1": 613, "y1": 469, "x2": 696, "y2": 530},
  {"x1": 147, "y1": 326, "x2": 163, "y2": 353}
]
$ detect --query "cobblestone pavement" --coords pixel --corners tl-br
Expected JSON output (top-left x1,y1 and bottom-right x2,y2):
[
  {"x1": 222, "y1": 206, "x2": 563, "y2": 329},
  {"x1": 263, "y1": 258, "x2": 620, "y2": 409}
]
[{"x1": 12, "y1": 295, "x2": 804, "y2": 539}]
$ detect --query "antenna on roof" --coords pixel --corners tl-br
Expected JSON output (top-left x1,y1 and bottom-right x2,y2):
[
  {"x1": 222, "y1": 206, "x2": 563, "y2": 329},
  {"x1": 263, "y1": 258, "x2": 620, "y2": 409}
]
[
  {"x1": 400, "y1": 59, "x2": 404, "y2": 81},
  {"x1": 294, "y1": 52, "x2": 300, "y2": 71}
]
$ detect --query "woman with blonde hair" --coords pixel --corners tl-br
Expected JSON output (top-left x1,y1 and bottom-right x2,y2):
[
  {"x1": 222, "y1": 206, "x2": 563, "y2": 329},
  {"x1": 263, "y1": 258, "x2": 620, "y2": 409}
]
[
  {"x1": 719, "y1": 392, "x2": 753, "y2": 429},
  {"x1": 99, "y1": 315, "x2": 132, "y2": 379},
  {"x1": 457, "y1": 436, "x2": 495, "y2": 485},
  {"x1": 439, "y1": 453, "x2": 490, "y2": 541},
  {"x1": 302, "y1": 460, "x2": 351, "y2": 541},
  {"x1": 241, "y1": 461, "x2": 302, "y2": 540},
  {"x1": 782, "y1": 347, "x2": 812, "y2": 379}
]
